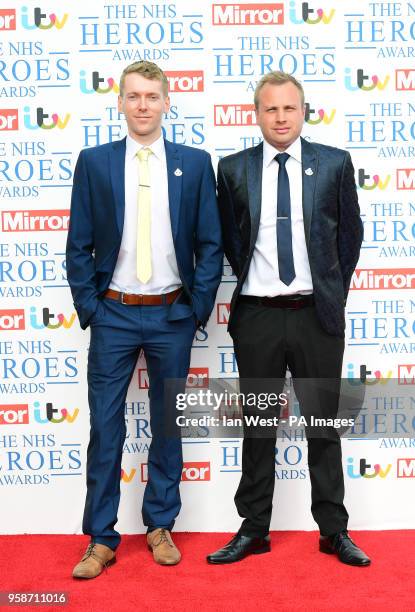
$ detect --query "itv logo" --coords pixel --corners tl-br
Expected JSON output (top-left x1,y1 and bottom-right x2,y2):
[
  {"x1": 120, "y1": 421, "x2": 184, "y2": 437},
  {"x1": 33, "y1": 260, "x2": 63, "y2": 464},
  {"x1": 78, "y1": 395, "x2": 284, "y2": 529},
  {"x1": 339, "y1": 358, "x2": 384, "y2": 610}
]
[
  {"x1": 80, "y1": 71, "x2": 119, "y2": 94},
  {"x1": 347, "y1": 458, "x2": 391, "y2": 479},
  {"x1": 346, "y1": 363, "x2": 392, "y2": 385},
  {"x1": 21, "y1": 6, "x2": 68, "y2": 30},
  {"x1": 304, "y1": 104, "x2": 335, "y2": 125},
  {"x1": 23, "y1": 107, "x2": 70, "y2": 130},
  {"x1": 345, "y1": 68, "x2": 389, "y2": 91},
  {"x1": 358, "y1": 169, "x2": 390, "y2": 191},
  {"x1": 289, "y1": 1, "x2": 335, "y2": 25},
  {"x1": 33, "y1": 401, "x2": 79, "y2": 424}
]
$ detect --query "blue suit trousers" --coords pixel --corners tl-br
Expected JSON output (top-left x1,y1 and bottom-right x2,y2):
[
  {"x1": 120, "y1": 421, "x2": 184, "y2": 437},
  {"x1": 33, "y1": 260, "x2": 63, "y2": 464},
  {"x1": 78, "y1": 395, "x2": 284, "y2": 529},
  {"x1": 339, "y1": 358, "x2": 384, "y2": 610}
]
[{"x1": 83, "y1": 297, "x2": 196, "y2": 550}]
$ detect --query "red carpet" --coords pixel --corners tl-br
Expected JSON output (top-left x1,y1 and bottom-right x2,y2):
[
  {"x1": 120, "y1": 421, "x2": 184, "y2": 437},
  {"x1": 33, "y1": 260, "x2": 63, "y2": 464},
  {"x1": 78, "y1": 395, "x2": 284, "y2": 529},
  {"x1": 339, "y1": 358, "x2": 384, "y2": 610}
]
[{"x1": 0, "y1": 532, "x2": 413, "y2": 611}]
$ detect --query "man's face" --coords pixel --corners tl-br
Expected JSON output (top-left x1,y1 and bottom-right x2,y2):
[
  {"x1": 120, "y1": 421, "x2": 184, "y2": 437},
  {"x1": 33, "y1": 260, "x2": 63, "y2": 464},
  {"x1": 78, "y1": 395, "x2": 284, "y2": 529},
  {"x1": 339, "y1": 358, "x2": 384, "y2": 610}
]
[
  {"x1": 118, "y1": 72, "x2": 170, "y2": 143},
  {"x1": 255, "y1": 82, "x2": 305, "y2": 151}
]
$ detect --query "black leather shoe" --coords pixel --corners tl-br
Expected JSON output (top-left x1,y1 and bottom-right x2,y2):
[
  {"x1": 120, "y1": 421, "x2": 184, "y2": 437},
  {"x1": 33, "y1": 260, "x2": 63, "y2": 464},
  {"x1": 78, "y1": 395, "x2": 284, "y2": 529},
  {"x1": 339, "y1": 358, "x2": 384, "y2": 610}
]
[
  {"x1": 320, "y1": 530, "x2": 371, "y2": 566},
  {"x1": 207, "y1": 534, "x2": 271, "y2": 564}
]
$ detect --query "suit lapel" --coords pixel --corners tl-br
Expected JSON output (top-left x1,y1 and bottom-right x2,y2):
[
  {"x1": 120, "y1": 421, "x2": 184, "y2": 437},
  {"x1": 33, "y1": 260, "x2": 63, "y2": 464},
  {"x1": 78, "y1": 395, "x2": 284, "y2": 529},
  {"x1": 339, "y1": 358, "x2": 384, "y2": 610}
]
[
  {"x1": 301, "y1": 137, "x2": 318, "y2": 247},
  {"x1": 247, "y1": 142, "x2": 263, "y2": 254},
  {"x1": 164, "y1": 139, "x2": 182, "y2": 242},
  {"x1": 109, "y1": 138, "x2": 126, "y2": 236}
]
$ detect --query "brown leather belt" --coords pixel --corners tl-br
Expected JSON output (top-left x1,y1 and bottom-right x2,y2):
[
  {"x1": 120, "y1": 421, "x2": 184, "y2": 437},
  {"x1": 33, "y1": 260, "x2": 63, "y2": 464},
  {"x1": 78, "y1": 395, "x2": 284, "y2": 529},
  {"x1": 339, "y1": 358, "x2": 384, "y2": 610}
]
[
  {"x1": 238, "y1": 294, "x2": 314, "y2": 309},
  {"x1": 104, "y1": 287, "x2": 182, "y2": 306}
]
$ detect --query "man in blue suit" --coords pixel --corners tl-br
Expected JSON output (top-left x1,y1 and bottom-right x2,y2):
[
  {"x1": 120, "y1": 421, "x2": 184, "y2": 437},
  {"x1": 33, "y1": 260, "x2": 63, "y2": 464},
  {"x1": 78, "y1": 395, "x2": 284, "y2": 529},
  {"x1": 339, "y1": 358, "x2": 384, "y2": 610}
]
[
  {"x1": 207, "y1": 71, "x2": 370, "y2": 566},
  {"x1": 67, "y1": 61, "x2": 222, "y2": 577}
]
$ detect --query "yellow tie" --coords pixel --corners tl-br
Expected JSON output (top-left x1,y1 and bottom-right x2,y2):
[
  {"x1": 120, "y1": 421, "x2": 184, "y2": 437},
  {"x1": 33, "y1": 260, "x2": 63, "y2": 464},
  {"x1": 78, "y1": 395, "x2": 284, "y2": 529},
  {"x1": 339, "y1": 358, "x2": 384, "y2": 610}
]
[{"x1": 136, "y1": 148, "x2": 153, "y2": 283}]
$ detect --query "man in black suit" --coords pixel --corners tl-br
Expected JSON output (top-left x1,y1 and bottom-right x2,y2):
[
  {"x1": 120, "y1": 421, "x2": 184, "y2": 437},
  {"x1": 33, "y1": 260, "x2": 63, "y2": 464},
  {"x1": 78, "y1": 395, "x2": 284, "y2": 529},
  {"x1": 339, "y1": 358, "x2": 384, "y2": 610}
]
[{"x1": 207, "y1": 71, "x2": 370, "y2": 566}]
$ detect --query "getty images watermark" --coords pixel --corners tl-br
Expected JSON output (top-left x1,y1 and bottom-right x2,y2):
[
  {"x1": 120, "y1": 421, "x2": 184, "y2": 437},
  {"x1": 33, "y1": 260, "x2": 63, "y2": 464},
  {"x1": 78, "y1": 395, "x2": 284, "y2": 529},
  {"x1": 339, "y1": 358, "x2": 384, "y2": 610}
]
[
  {"x1": 163, "y1": 376, "x2": 415, "y2": 439},
  {"x1": 175, "y1": 389, "x2": 354, "y2": 430}
]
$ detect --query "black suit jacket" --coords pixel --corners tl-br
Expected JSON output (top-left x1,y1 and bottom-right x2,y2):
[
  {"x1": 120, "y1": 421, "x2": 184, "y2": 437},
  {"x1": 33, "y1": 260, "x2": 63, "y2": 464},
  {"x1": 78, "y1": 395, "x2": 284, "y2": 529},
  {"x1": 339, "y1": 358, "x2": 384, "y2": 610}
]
[{"x1": 217, "y1": 137, "x2": 363, "y2": 337}]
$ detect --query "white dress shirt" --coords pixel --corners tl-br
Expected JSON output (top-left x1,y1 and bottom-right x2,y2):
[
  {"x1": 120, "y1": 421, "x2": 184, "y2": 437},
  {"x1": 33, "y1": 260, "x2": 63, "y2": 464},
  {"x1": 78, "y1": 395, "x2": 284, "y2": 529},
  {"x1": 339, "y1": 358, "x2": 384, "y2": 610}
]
[
  {"x1": 241, "y1": 137, "x2": 313, "y2": 296},
  {"x1": 109, "y1": 134, "x2": 181, "y2": 294}
]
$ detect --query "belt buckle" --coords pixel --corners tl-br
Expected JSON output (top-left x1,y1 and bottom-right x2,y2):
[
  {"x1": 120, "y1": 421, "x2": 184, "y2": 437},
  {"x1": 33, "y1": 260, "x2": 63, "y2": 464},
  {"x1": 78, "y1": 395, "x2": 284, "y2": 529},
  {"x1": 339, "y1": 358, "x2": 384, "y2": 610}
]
[{"x1": 120, "y1": 292, "x2": 141, "y2": 305}]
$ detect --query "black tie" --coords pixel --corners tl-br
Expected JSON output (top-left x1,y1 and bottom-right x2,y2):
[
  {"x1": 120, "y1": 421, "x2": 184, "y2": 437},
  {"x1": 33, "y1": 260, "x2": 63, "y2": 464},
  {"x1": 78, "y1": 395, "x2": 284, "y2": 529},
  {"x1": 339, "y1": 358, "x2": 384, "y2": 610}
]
[{"x1": 275, "y1": 153, "x2": 295, "y2": 286}]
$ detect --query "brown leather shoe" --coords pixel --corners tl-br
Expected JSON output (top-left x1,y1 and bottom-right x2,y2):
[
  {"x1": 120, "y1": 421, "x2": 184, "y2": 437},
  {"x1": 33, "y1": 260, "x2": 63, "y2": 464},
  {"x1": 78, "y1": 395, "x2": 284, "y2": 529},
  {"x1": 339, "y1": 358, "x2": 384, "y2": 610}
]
[
  {"x1": 72, "y1": 543, "x2": 116, "y2": 579},
  {"x1": 147, "y1": 528, "x2": 181, "y2": 565}
]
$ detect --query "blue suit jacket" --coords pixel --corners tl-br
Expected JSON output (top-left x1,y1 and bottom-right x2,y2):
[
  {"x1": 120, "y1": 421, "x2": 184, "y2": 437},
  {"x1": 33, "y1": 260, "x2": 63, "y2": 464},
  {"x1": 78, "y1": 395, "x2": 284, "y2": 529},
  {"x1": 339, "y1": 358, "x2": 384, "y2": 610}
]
[
  {"x1": 66, "y1": 137, "x2": 223, "y2": 330},
  {"x1": 218, "y1": 138, "x2": 363, "y2": 337}
]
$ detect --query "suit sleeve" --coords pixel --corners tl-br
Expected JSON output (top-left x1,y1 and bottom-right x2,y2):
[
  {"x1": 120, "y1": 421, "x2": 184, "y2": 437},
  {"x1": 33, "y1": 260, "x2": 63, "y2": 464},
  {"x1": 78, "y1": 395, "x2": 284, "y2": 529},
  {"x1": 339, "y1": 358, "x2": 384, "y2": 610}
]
[
  {"x1": 338, "y1": 152, "x2": 363, "y2": 301},
  {"x1": 65, "y1": 150, "x2": 99, "y2": 330},
  {"x1": 217, "y1": 161, "x2": 242, "y2": 276},
  {"x1": 191, "y1": 153, "x2": 223, "y2": 326}
]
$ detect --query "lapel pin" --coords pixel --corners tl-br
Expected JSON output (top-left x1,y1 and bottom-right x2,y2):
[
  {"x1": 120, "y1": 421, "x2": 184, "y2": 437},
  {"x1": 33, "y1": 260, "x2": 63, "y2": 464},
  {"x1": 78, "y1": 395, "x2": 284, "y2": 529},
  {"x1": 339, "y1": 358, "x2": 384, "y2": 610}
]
[
  {"x1": 174, "y1": 168, "x2": 182, "y2": 176},
  {"x1": 305, "y1": 167, "x2": 314, "y2": 176}
]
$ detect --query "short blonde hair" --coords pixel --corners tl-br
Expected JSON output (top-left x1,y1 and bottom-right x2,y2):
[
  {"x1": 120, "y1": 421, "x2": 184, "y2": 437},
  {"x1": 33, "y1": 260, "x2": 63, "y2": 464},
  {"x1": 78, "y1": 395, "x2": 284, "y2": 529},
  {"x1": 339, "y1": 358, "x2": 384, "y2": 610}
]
[
  {"x1": 119, "y1": 61, "x2": 169, "y2": 98},
  {"x1": 254, "y1": 71, "x2": 305, "y2": 108}
]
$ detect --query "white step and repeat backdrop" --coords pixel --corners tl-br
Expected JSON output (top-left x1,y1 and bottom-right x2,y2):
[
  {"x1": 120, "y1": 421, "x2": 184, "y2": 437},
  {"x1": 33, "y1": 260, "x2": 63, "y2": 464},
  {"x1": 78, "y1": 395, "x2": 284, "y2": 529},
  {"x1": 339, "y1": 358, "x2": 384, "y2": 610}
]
[{"x1": 1, "y1": 0, "x2": 415, "y2": 535}]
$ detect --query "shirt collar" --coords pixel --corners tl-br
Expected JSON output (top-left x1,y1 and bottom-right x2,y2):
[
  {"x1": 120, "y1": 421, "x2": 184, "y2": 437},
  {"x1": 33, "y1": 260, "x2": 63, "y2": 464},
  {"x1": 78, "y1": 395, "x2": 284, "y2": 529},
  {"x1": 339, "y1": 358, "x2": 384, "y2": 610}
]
[
  {"x1": 263, "y1": 136, "x2": 302, "y2": 167},
  {"x1": 126, "y1": 133, "x2": 165, "y2": 161}
]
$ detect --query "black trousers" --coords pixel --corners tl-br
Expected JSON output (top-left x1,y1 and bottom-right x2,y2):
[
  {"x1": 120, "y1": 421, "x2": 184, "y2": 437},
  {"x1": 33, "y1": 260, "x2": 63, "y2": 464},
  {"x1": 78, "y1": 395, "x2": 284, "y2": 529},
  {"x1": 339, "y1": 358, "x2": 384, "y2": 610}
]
[{"x1": 230, "y1": 301, "x2": 349, "y2": 537}]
